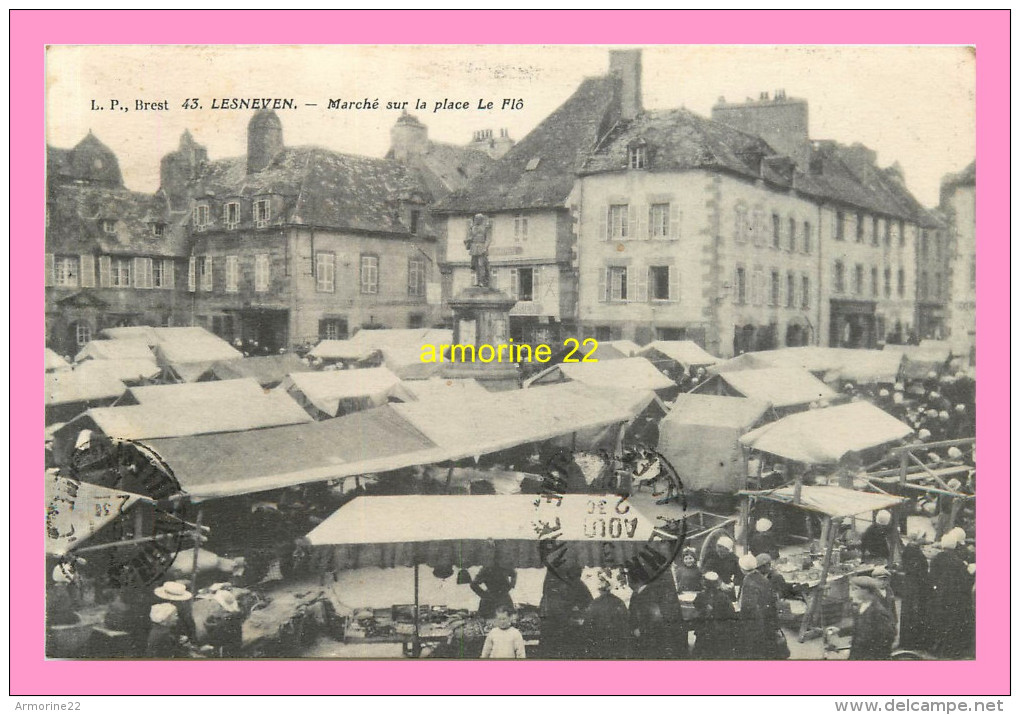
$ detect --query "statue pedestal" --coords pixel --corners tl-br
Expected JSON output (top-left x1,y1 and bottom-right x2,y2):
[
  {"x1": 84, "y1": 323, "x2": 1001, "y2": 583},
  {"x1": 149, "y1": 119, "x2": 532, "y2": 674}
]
[{"x1": 443, "y1": 286, "x2": 520, "y2": 391}]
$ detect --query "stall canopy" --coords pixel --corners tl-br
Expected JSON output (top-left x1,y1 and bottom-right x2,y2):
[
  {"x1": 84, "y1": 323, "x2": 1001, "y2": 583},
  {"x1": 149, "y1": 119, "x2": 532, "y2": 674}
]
[
  {"x1": 657, "y1": 395, "x2": 771, "y2": 493},
  {"x1": 136, "y1": 405, "x2": 446, "y2": 500},
  {"x1": 306, "y1": 493, "x2": 685, "y2": 569},
  {"x1": 122, "y1": 378, "x2": 267, "y2": 407},
  {"x1": 392, "y1": 382, "x2": 658, "y2": 461},
  {"x1": 696, "y1": 367, "x2": 836, "y2": 408},
  {"x1": 46, "y1": 474, "x2": 154, "y2": 557},
  {"x1": 74, "y1": 339, "x2": 154, "y2": 363},
  {"x1": 524, "y1": 357, "x2": 676, "y2": 393},
  {"x1": 278, "y1": 367, "x2": 411, "y2": 419},
  {"x1": 638, "y1": 341, "x2": 720, "y2": 371},
  {"x1": 400, "y1": 378, "x2": 491, "y2": 402},
  {"x1": 197, "y1": 354, "x2": 312, "y2": 387},
  {"x1": 834, "y1": 349, "x2": 904, "y2": 385},
  {"x1": 100, "y1": 325, "x2": 160, "y2": 345},
  {"x1": 72, "y1": 358, "x2": 161, "y2": 386},
  {"x1": 52, "y1": 382, "x2": 312, "y2": 462},
  {"x1": 45, "y1": 348, "x2": 71, "y2": 372},
  {"x1": 883, "y1": 343, "x2": 953, "y2": 379},
  {"x1": 588, "y1": 339, "x2": 641, "y2": 361},
  {"x1": 45, "y1": 370, "x2": 126, "y2": 407},
  {"x1": 744, "y1": 485, "x2": 905, "y2": 519},
  {"x1": 738, "y1": 401, "x2": 913, "y2": 464},
  {"x1": 307, "y1": 340, "x2": 379, "y2": 363}
]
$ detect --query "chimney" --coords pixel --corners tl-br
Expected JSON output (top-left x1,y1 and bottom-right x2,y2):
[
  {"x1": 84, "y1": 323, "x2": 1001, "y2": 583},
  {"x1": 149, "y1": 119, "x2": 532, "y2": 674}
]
[
  {"x1": 247, "y1": 110, "x2": 284, "y2": 174},
  {"x1": 609, "y1": 49, "x2": 643, "y2": 120},
  {"x1": 389, "y1": 111, "x2": 429, "y2": 163}
]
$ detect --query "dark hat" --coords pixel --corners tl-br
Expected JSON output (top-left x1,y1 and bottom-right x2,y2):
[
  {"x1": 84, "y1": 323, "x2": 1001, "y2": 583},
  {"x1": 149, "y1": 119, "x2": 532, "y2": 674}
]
[
  {"x1": 433, "y1": 563, "x2": 454, "y2": 580},
  {"x1": 456, "y1": 568, "x2": 472, "y2": 585}
]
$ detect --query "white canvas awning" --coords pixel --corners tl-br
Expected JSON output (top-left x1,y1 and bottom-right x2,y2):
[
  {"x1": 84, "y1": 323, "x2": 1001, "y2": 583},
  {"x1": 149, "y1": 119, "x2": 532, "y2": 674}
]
[
  {"x1": 638, "y1": 341, "x2": 719, "y2": 369},
  {"x1": 738, "y1": 401, "x2": 913, "y2": 464},
  {"x1": 72, "y1": 358, "x2": 161, "y2": 385},
  {"x1": 74, "y1": 339, "x2": 154, "y2": 363},
  {"x1": 524, "y1": 356, "x2": 675, "y2": 392},
  {"x1": 45, "y1": 370, "x2": 126, "y2": 407},
  {"x1": 744, "y1": 485, "x2": 906, "y2": 519},
  {"x1": 278, "y1": 367, "x2": 410, "y2": 418},
  {"x1": 45, "y1": 348, "x2": 71, "y2": 372},
  {"x1": 703, "y1": 367, "x2": 836, "y2": 408}
]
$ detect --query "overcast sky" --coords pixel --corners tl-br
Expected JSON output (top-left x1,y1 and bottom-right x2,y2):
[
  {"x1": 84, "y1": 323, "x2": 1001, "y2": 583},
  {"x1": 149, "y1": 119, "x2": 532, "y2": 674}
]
[{"x1": 46, "y1": 45, "x2": 974, "y2": 206}]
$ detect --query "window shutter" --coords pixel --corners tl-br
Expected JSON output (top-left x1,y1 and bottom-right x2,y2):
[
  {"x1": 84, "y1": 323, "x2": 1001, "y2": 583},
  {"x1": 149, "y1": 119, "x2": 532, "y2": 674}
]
[
  {"x1": 777, "y1": 274, "x2": 784, "y2": 306},
  {"x1": 164, "y1": 260, "x2": 175, "y2": 289},
  {"x1": 532, "y1": 268, "x2": 541, "y2": 302},
  {"x1": 597, "y1": 267, "x2": 607, "y2": 302},
  {"x1": 668, "y1": 265, "x2": 679, "y2": 302},
  {"x1": 670, "y1": 204, "x2": 681, "y2": 240},
  {"x1": 80, "y1": 255, "x2": 95, "y2": 288},
  {"x1": 204, "y1": 257, "x2": 213, "y2": 291},
  {"x1": 599, "y1": 205, "x2": 608, "y2": 241},
  {"x1": 637, "y1": 204, "x2": 648, "y2": 240},
  {"x1": 45, "y1": 254, "x2": 55, "y2": 286},
  {"x1": 628, "y1": 266, "x2": 642, "y2": 303},
  {"x1": 98, "y1": 256, "x2": 112, "y2": 287},
  {"x1": 133, "y1": 258, "x2": 145, "y2": 288},
  {"x1": 489, "y1": 267, "x2": 499, "y2": 292},
  {"x1": 627, "y1": 204, "x2": 637, "y2": 240},
  {"x1": 188, "y1": 256, "x2": 196, "y2": 292},
  {"x1": 407, "y1": 258, "x2": 414, "y2": 294},
  {"x1": 509, "y1": 268, "x2": 519, "y2": 299}
]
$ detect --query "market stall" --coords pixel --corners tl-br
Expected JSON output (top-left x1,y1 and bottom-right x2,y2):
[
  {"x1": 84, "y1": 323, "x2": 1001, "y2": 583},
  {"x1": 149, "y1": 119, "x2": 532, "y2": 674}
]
[
  {"x1": 306, "y1": 492, "x2": 686, "y2": 656},
  {"x1": 45, "y1": 369, "x2": 126, "y2": 425},
  {"x1": 196, "y1": 354, "x2": 313, "y2": 388},
  {"x1": 692, "y1": 367, "x2": 836, "y2": 412},
  {"x1": 637, "y1": 340, "x2": 719, "y2": 373},
  {"x1": 736, "y1": 485, "x2": 907, "y2": 640},
  {"x1": 523, "y1": 356, "x2": 677, "y2": 395},
  {"x1": 277, "y1": 366, "x2": 412, "y2": 419}
]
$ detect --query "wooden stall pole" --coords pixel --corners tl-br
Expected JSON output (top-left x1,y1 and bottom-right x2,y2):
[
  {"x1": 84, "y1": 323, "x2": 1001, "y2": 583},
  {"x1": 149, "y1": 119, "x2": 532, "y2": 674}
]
[
  {"x1": 738, "y1": 496, "x2": 751, "y2": 555},
  {"x1": 189, "y1": 509, "x2": 204, "y2": 597},
  {"x1": 411, "y1": 562, "x2": 421, "y2": 658},
  {"x1": 799, "y1": 516, "x2": 837, "y2": 642}
]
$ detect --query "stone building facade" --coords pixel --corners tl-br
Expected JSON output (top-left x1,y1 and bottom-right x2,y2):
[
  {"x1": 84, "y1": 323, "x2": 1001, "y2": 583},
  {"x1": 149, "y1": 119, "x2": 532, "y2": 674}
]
[{"x1": 940, "y1": 162, "x2": 976, "y2": 362}]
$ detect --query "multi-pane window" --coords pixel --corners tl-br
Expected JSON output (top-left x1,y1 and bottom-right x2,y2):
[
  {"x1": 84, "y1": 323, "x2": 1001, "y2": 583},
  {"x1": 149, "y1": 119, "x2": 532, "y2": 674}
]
[
  {"x1": 650, "y1": 266, "x2": 670, "y2": 301},
  {"x1": 254, "y1": 199, "x2": 271, "y2": 228},
  {"x1": 628, "y1": 145, "x2": 646, "y2": 169},
  {"x1": 803, "y1": 221, "x2": 812, "y2": 253},
  {"x1": 409, "y1": 209, "x2": 421, "y2": 235},
  {"x1": 514, "y1": 214, "x2": 528, "y2": 242},
  {"x1": 101, "y1": 219, "x2": 116, "y2": 234},
  {"x1": 770, "y1": 270, "x2": 780, "y2": 306},
  {"x1": 75, "y1": 323, "x2": 91, "y2": 347},
  {"x1": 834, "y1": 261, "x2": 845, "y2": 293},
  {"x1": 511, "y1": 267, "x2": 534, "y2": 301},
  {"x1": 734, "y1": 267, "x2": 747, "y2": 304},
  {"x1": 871, "y1": 216, "x2": 879, "y2": 246},
  {"x1": 153, "y1": 259, "x2": 174, "y2": 289},
  {"x1": 883, "y1": 219, "x2": 891, "y2": 246},
  {"x1": 609, "y1": 266, "x2": 627, "y2": 301},
  {"x1": 772, "y1": 213, "x2": 781, "y2": 248},
  {"x1": 193, "y1": 204, "x2": 210, "y2": 230},
  {"x1": 152, "y1": 223, "x2": 166, "y2": 237},
  {"x1": 316, "y1": 252, "x2": 335, "y2": 293},
  {"x1": 752, "y1": 210, "x2": 767, "y2": 247},
  {"x1": 225, "y1": 256, "x2": 239, "y2": 293},
  {"x1": 734, "y1": 205, "x2": 750, "y2": 244},
  {"x1": 898, "y1": 220, "x2": 906, "y2": 246},
  {"x1": 360, "y1": 254, "x2": 379, "y2": 294},
  {"x1": 788, "y1": 218, "x2": 796, "y2": 251},
  {"x1": 855, "y1": 212, "x2": 864, "y2": 243},
  {"x1": 408, "y1": 258, "x2": 426, "y2": 297},
  {"x1": 871, "y1": 266, "x2": 879, "y2": 297},
  {"x1": 255, "y1": 254, "x2": 270, "y2": 292},
  {"x1": 786, "y1": 272, "x2": 795, "y2": 308},
  {"x1": 111, "y1": 257, "x2": 132, "y2": 287},
  {"x1": 801, "y1": 275, "x2": 810, "y2": 309},
  {"x1": 897, "y1": 268, "x2": 905, "y2": 297},
  {"x1": 752, "y1": 269, "x2": 765, "y2": 306},
  {"x1": 835, "y1": 211, "x2": 845, "y2": 241},
  {"x1": 921, "y1": 231, "x2": 929, "y2": 258},
  {"x1": 225, "y1": 202, "x2": 240, "y2": 229},
  {"x1": 650, "y1": 204, "x2": 670, "y2": 239},
  {"x1": 853, "y1": 264, "x2": 864, "y2": 295},
  {"x1": 884, "y1": 267, "x2": 892, "y2": 298},
  {"x1": 53, "y1": 256, "x2": 79, "y2": 286},
  {"x1": 608, "y1": 204, "x2": 629, "y2": 239},
  {"x1": 321, "y1": 319, "x2": 346, "y2": 340}
]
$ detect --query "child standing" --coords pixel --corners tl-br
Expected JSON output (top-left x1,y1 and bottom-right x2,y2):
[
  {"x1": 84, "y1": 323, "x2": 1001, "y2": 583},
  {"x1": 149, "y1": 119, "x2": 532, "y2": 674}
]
[{"x1": 480, "y1": 606, "x2": 526, "y2": 659}]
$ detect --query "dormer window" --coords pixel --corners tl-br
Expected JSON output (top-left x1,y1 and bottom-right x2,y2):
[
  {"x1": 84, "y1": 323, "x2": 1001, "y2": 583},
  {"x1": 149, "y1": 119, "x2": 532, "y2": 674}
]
[
  {"x1": 224, "y1": 201, "x2": 240, "y2": 230},
  {"x1": 151, "y1": 222, "x2": 166, "y2": 237},
  {"x1": 628, "y1": 144, "x2": 647, "y2": 170},
  {"x1": 193, "y1": 204, "x2": 210, "y2": 231},
  {"x1": 409, "y1": 209, "x2": 422, "y2": 235},
  {"x1": 525, "y1": 157, "x2": 541, "y2": 171},
  {"x1": 254, "y1": 198, "x2": 271, "y2": 228},
  {"x1": 101, "y1": 219, "x2": 116, "y2": 234}
]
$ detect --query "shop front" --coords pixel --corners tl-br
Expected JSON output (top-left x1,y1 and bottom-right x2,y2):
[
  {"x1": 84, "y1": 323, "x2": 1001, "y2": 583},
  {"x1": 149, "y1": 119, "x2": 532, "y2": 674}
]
[{"x1": 829, "y1": 299, "x2": 877, "y2": 349}]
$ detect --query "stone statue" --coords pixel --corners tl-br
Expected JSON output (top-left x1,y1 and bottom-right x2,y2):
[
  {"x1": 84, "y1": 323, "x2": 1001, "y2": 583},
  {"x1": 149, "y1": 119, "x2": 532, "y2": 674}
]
[{"x1": 465, "y1": 213, "x2": 492, "y2": 288}]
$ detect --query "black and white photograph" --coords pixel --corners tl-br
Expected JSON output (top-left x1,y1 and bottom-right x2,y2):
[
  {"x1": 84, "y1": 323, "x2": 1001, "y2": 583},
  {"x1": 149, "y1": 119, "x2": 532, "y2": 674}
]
[{"x1": 44, "y1": 44, "x2": 976, "y2": 661}]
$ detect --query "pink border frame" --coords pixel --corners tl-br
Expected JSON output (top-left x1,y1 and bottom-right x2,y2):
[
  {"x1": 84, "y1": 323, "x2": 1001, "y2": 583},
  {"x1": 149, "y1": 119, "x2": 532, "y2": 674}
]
[{"x1": 13, "y1": 10, "x2": 1008, "y2": 696}]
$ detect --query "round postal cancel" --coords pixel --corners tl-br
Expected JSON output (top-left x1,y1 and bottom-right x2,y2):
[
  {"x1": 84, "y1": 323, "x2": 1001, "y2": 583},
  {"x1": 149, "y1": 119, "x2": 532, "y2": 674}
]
[
  {"x1": 532, "y1": 447, "x2": 688, "y2": 584},
  {"x1": 48, "y1": 435, "x2": 191, "y2": 590}
]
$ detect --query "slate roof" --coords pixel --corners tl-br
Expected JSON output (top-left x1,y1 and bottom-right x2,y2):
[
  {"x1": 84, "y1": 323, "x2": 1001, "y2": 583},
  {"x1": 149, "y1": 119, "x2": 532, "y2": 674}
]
[
  {"x1": 45, "y1": 180, "x2": 188, "y2": 257},
  {"x1": 435, "y1": 76, "x2": 622, "y2": 213},
  {"x1": 192, "y1": 146, "x2": 436, "y2": 237},
  {"x1": 385, "y1": 138, "x2": 494, "y2": 198},
  {"x1": 47, "y1": 132, "x2": 124, "y2": 189},
  {"x1": 939, "y1": 161, "x2": 975, "y2": 205}
]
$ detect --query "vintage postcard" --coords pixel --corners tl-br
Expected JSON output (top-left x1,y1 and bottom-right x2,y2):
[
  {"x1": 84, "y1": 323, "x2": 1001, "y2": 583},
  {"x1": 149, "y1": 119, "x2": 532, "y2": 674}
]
[{"x1": 15, "y1": 10, "x2": 1009, "y2": 700}]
